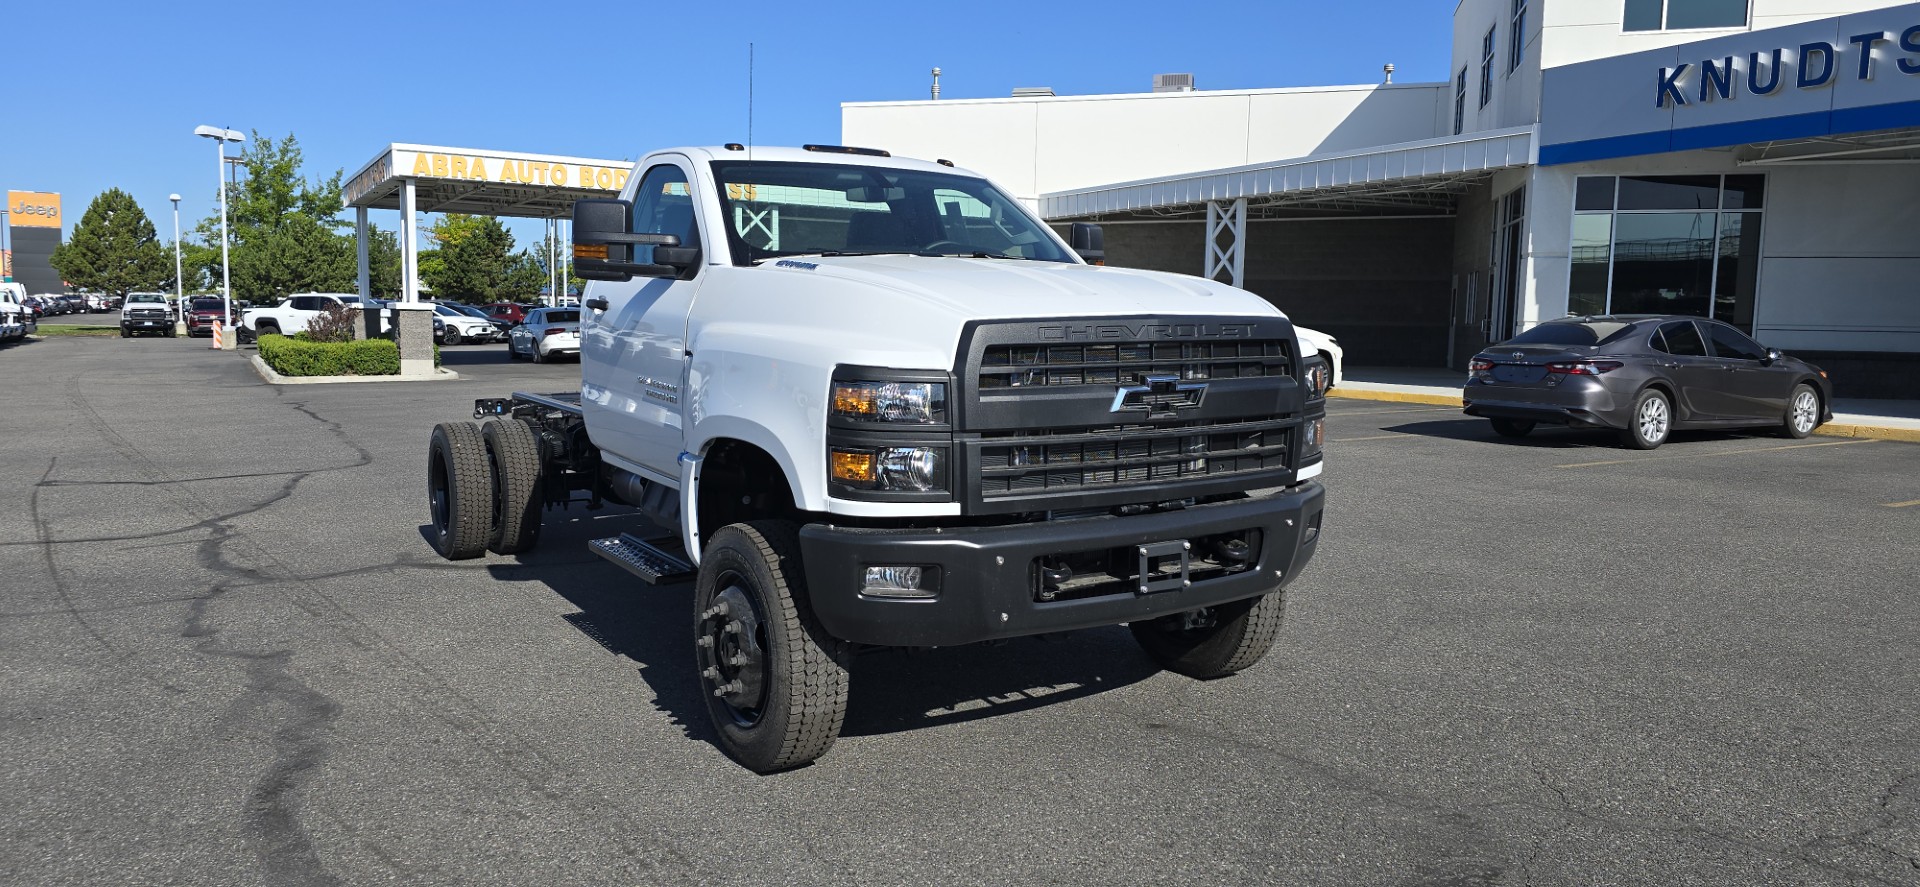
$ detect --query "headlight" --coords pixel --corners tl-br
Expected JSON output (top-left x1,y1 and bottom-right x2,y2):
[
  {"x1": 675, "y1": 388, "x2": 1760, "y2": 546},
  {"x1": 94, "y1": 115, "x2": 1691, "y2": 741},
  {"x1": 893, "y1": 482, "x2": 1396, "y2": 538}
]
[
  {"x1": 831, "y1": 446, "x2": 946, "y2": 492},
  {"x1": 1304, "y1": 363, "x2": 1329, "y2": 397},
  {"x1": 832, "y1": 381, "x2": 947, "y2": 424}
]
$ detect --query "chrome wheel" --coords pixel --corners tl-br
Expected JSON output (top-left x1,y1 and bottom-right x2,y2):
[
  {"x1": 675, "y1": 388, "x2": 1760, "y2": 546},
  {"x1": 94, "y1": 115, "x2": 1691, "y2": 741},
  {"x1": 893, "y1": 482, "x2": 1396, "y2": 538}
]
[
  {"x1": 1638, "y1": 396, "x2": 1669, "y2": 443},
  {"x1": 1791, "y1": 389, "x2": 1818, "y2": 434},
  {"x1": 698, "y1": 582, "x2": 768, "y2": 727}
]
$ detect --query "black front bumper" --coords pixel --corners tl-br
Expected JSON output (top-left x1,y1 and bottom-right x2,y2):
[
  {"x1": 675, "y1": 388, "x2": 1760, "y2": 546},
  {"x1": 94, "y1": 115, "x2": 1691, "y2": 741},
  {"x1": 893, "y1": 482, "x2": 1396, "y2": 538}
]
[{"x1": 799, "y1": 482, "x2": 1324, "y2": 647}]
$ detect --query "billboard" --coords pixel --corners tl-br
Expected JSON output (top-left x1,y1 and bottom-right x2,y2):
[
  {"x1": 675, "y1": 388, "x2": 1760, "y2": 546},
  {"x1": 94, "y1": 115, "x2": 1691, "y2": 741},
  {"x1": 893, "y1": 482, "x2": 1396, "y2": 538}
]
[{"x1": 8, "y1": 191, "x2": 62, "y2": 228}]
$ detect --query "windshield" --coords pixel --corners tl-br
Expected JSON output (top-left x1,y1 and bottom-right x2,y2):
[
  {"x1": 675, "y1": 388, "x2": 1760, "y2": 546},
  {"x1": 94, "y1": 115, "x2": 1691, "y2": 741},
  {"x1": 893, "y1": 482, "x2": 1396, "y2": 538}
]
[
  {"x1": 1505, "y1": 321, "x2": 1638, "y2": 347},
  {"x1": 542, "y1": 310, "x2": 580, "y2": 324},
  {"x1": 706, "y1": 160, "x2": 1071, "y2": 266},
  {"x1": 190, "y1": 299, "x2": 224, "y2": 310},
  {"x1": 129, "y1": 294, "x2": 166, "y2": 304}
]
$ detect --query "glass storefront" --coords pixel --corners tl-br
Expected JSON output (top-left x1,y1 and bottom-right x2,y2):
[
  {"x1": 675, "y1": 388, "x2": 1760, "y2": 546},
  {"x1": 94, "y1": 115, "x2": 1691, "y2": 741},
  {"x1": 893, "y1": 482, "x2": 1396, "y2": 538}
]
[{"x1": 1567, "y1": 175, "x2": 1764, "y2": 333}]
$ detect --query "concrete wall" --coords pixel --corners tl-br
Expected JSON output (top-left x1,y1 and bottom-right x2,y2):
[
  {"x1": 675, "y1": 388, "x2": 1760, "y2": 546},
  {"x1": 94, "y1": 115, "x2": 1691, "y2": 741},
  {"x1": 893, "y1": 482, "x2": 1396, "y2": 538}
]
[
  {"x1": 844, "y1": 83, "x2": 1450, "y2": 202},
  {"x1": 1064, "y1": 217, "x2": 1455, "y2": 366},
  {"x1": 1451, "y1": 0, "x2": 1544, "y2": 134}
]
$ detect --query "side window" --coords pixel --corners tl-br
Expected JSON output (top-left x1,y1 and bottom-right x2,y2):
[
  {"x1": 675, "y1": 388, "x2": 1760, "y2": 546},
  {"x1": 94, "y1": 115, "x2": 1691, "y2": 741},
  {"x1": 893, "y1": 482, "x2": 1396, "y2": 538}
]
[
  {"x1": 630, "y1": 164, "x2": 700, "y2": 268},
  {"x1": 1705, "y1": 322, "x2": 1765, "y2": 361},
  {"x1": 1659, "y1": 320, "x2": 1708, "y2": 357},
  {"x1": 290, "y1": 296, "x2": 318, "y2": 311}
]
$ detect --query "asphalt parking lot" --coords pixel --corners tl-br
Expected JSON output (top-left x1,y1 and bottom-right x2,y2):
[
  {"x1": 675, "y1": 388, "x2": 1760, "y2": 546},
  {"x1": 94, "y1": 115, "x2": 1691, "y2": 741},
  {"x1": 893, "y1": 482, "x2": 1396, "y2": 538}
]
[{"x1": 4, "y1": 335, "x2": 1917, "y2": 886}]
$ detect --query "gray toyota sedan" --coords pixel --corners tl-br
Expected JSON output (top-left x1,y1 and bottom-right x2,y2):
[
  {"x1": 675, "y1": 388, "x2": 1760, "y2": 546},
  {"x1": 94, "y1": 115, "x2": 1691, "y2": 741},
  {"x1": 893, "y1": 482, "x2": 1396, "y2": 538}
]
[{"x1": 1463, "y1": 316, "x2": 1833, "y2": 450}]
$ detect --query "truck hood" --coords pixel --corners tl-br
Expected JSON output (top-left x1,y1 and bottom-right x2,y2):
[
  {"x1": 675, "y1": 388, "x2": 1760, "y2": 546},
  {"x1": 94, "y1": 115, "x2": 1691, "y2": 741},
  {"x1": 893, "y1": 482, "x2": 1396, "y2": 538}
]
[{"x1": 767, "y1": 255, "x2": 1283, "y2": 321}]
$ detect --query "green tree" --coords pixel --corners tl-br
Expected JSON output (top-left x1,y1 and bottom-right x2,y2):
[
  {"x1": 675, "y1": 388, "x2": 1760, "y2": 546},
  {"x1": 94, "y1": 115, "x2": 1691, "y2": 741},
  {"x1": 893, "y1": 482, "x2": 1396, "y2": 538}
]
[
  {"x1": 425, "y1": 216, "x2": 516, "y2": 302},
  {"x1": 50, "y1": 189, "x2": 171, "y2": 296},
  {"x1": 366, "y1": 225, "x2": 403, "y2": 298},
  {"x1": 190, "y1": 131, "x2": 356, "y2": 301}
]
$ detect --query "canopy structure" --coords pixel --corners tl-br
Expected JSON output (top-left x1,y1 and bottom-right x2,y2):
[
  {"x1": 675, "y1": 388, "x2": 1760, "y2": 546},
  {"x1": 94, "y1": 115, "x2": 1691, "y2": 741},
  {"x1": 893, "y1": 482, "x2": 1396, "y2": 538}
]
[{"x1": 343, "y1": 144, "x2": 634, "y2": 302}]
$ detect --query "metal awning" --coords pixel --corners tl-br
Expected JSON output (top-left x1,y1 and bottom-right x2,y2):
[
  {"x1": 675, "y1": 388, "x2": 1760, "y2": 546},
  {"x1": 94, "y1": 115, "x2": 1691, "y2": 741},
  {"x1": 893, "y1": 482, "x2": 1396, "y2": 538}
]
[
  {"x1": 1736, "y1": 126, "x2": 1920, "y2": 166},
  {"x1": 1039, "y1": 126, "x2": 1536, "y2": 219},
  {"x1": 343, "y1": 144, "x2": 634, "y2": 219}
]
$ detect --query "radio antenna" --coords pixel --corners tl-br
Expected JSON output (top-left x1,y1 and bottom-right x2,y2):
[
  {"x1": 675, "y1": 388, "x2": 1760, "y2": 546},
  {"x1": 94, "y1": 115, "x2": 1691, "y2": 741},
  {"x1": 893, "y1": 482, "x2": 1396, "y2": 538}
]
[{"x1": 747, "y1": 42, "x2": 755, "y2": 162}]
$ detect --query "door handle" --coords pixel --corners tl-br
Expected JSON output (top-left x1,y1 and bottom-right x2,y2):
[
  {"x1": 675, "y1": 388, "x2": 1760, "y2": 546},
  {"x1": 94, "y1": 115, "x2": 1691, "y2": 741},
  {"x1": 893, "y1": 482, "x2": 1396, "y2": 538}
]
[{"x1": 586, "y1": 297, "x2": 609, "y2": 311}]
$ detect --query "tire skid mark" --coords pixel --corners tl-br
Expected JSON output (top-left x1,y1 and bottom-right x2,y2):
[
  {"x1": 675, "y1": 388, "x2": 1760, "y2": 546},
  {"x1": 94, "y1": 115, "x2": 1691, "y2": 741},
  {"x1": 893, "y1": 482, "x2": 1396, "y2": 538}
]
[{"x1": 52, "y1": 389, "x2": 688, "y2": 879}]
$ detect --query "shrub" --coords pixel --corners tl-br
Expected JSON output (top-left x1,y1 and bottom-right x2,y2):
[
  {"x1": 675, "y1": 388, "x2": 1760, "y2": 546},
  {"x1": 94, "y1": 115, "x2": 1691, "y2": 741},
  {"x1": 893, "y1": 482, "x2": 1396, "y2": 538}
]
[
  {"x1": 257, "y1": 334, "x2": 400, "y2": 377},
  {"x1": 305, "y1": 304, "x2": 359, "y2": 343}
]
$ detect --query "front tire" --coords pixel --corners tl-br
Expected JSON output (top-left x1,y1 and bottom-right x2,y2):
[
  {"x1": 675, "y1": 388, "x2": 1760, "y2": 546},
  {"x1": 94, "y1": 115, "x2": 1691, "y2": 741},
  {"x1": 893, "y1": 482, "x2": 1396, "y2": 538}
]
[
  {"x1": 427, "y1": 422, "x2": 493, "y2": 560},
  {"x1": 1619, "y1": 388, "x2": 1672, "y2": 450},
  {"x1": 1130, "y1": 591, "x2": 1286, "y2": 679},
  {"x1": 481, "y1": 419, "x2": 543, "y2": 554},
  {"x1": 1490, "y1": 418, "x2": 1535, "y2": 438},
  {"x1": 694, "y1": 521, "x2": 849, "y2": 773},
  {"x1": 1783, "y1": 384, "x2": 1820, "y2": 439},
  {"x1": 443, "y1": 328, "x2": 461, "y2": 346}
]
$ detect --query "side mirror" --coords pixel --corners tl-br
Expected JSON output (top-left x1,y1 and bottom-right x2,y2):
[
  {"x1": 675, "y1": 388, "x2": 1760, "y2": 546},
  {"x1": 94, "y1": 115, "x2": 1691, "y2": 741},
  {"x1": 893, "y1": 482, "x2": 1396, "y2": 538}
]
[
  {"x1": 1069, "y1": 222, "x2": 1105, "y2": 264},
  {"x1": 1763, "y1": 348, "x2": 1782, "y2": 365},
  {"x1": 572, "y1": 198, "x2": 688, "y2": 281}
]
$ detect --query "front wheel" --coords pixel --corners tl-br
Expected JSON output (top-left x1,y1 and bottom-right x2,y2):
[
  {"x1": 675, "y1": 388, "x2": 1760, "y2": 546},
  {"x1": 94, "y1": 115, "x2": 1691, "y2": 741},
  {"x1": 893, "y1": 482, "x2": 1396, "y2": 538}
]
[
  {"x1": 1490, "y1": 418, "x2": 1535, "y2": 438},
  {"x1": 694, "y1": 521, "x2": 849, "y2": 773},
  {"x1": 1783, "y1": 384, "x2": 1820, "y2": 439},
  {"x1": 443, "y1": 328, "x2": 461, "y2": 346},
  {"x1": 1619, "y1": 388, "x2": 1672, "y2": 450},
  {"x1": 1130, "y1": 591, "x2": 1286, "y2": 679}
]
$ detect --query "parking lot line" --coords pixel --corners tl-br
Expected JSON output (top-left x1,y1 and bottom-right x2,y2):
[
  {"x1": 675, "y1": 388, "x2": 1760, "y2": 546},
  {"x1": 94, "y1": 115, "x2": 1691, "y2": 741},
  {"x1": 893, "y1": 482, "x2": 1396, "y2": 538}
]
[
  {"x1": 1331, "y1": 434, "x2": 1408, "y2": 442},
  {"x1": 1884, "y1": 499, "x2": 1920, "y2": 508},
  {"x1": 1555, "y1": 438, "x2": 1879, "y2": 469}
]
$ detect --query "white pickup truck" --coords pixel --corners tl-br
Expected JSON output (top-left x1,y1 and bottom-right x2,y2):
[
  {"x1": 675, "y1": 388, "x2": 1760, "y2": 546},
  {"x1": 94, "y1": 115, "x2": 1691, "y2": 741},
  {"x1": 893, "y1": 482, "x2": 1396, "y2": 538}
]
[
  {"x1": 240, "y1": 292, "x2": 378, "y2": 338},
  {"x1": 428, "y1": 145, "x2": 1328, "y2": 772}
]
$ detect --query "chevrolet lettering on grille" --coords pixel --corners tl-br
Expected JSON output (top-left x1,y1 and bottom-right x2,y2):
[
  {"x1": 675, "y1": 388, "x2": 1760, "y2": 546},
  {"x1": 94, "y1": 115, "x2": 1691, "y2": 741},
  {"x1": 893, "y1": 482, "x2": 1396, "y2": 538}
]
[{"x1": 1111, "y1": 373, "x2": 1207, "y2": 417}]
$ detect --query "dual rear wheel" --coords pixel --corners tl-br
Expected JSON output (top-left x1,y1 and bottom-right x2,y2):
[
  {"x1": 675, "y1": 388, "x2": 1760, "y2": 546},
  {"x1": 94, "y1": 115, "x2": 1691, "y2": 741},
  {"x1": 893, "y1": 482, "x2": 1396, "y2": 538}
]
[{"x1": 426, "y1": 419, "x2": 543, "y2": 560}]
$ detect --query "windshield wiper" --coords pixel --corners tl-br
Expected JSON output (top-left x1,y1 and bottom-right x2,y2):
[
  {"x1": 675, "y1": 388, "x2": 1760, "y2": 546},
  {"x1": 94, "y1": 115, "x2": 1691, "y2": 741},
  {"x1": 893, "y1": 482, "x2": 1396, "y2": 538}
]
[{"x1": 914, "y1": 250, "x2": 1026, "y2": 260}]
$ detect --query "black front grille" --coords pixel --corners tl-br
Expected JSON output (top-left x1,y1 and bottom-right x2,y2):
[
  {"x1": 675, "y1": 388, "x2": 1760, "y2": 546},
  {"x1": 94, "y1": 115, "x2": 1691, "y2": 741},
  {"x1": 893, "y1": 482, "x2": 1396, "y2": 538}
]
[
  {"x1": 980, "y1": 340, "x2": 1290, "y2": 388},
  {"x1": 978, "y1": 418, "x2": 1290, "y2": 497}
]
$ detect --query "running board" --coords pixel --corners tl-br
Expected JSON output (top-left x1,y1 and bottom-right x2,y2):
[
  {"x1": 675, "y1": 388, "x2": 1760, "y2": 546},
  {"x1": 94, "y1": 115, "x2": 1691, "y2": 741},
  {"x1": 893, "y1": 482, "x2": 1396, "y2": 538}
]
[{"x1": 590, "y1": 533, "x2": 696, "y2": 585}]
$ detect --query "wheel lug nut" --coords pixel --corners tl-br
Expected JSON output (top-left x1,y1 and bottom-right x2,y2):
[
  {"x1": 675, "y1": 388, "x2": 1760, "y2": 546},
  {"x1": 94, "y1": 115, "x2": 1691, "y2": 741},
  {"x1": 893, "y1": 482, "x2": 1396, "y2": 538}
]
[
  {"x1": 696, "y1": 636, "x2": 714, "y2": 648},
  {"x1": 701, "y1": 666, "x2": 719, "y2": 680},
  {"x1": 724, "y1": 622, "x2": 742, "y2": 635},
  {"x1": 728, "y1": 653, "x2": 747, "y2": 666}
]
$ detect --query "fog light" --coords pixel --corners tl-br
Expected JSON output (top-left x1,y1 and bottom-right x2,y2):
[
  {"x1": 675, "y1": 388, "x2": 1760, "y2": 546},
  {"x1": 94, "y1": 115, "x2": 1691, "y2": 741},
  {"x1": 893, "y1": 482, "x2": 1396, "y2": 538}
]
[
  {"x1": 1304, "y1": 418, "x2": 1325, "y2": 448},
  {"x1": 862, "y1": 565, "x2": 935, "y2": 598}
]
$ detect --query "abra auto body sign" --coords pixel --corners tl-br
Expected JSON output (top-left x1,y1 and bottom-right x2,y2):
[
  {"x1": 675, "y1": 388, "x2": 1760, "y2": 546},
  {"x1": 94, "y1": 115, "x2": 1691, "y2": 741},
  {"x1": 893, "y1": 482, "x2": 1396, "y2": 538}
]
[
  {"x1": 343, "y1": 145, "x2": 632, "y2": 206},
  {"x1": 1540, "y1": 3, "x2": 1920, "y2": 164}
]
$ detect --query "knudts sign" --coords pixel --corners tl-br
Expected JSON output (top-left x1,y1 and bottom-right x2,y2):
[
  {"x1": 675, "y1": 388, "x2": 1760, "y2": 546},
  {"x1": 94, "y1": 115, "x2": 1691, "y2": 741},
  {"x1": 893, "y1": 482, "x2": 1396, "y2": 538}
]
[
  {"x1": 1657, "y1": 26, "x2": 1920, "y2": 108},
  {"x1": 1540, "y1": 4, "x2": 1920, "y2": 165}
]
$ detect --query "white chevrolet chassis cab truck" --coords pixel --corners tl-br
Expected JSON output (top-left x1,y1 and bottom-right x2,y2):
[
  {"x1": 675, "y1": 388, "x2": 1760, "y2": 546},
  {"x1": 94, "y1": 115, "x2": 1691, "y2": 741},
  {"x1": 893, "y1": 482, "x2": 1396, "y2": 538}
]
[{"x1": 427, "y1": 145, "x2": 1329, "y2": 772}]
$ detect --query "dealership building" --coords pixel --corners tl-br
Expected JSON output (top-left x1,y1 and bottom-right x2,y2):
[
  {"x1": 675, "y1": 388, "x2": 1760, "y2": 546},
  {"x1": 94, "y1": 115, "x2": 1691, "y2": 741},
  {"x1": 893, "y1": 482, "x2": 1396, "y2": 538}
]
[{"x1": 843, "y1": 0, "x2": 1920, "y2": 397}]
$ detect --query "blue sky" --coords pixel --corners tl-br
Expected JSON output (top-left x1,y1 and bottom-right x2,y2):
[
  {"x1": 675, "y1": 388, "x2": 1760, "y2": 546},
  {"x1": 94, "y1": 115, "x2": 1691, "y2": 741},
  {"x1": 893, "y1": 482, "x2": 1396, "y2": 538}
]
[{"x1": 3, "y1": 0, "x2": 1452, "y2": 250}]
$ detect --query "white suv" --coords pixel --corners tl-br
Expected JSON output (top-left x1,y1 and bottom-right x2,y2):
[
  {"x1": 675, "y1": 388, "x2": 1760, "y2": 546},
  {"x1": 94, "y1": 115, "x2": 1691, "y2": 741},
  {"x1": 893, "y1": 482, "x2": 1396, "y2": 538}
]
[{"x1": 241, "y1": 293, "x2": 378, "y2": 338}]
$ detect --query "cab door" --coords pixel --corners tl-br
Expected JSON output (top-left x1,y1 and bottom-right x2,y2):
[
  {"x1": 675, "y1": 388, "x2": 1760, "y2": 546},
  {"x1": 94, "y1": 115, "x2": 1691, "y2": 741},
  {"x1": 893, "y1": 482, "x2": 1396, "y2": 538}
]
[{"x1": 579, "y1": 158, "x2": 706, "y2": 478}]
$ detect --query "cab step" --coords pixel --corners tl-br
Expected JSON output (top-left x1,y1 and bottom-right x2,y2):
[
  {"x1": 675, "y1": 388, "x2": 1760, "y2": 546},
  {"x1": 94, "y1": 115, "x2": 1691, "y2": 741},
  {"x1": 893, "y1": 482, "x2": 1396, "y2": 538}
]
[{"x1": 590, "y1": 533, "x2": 696, "y2": 585}]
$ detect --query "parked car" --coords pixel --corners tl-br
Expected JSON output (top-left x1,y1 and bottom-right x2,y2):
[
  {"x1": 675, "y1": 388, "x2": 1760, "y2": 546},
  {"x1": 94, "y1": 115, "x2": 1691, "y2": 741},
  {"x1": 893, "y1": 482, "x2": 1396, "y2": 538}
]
[
  {"x1": 430, "y1": 303, "x2": 501, "y2": 345},
  {"x1": 505, "y1": 307, "x2": 580, "y2": 362},
  {"x1": 184, "y1": 297, "x2": 230, "y2": 337},
  {"x1": 484, "y1": 302, "x2": 533, "y2": 325},
  {"x1": 120, "y1": 293, "x2": 176, "y2": 337},
  {"x1": 240, "y1": 293, "x2": 379, "y2": 338},
  {"x1": 1294, "y1": 325, "x2": 1344, "y2": 390},
  {"x1": 1463, "y1": 315, "x2": 1832, "y2": 450},
  {"x1": 0, "y1": 283, "x2": 31, "y2": 341}
]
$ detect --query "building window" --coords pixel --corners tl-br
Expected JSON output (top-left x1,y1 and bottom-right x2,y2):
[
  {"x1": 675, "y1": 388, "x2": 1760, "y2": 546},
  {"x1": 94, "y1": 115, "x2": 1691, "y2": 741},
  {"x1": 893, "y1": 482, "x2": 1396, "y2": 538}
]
[
  {"x1": 1480, "y1": 27, "x2": 1496, "y2": 108},
  {"x1": 1569, "y1": 174, "x2": 1765, "y2": 332},
  {"x1": 1454, "y1": 67, "x2": 1467, "y2": 135},
  {"x1": 1492, "y1": 187, "x2": 1527, "y2": 343},
  {"x1": 1508, "y1": 0, "x2": 1527, "y2": 73},
  {"x1": 1623, "y1": 0, "x2": 1748, "y2": 32}
]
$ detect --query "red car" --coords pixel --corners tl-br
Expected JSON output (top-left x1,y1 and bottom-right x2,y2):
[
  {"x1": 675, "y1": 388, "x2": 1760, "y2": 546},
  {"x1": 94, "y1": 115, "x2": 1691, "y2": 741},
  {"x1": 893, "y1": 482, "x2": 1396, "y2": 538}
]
[
  {"x1": 185, "y1": 297, "x2": 230, "y2": 337},
  {"x1": 485, "y1": 302, "x2": 532, "y2": 325}
]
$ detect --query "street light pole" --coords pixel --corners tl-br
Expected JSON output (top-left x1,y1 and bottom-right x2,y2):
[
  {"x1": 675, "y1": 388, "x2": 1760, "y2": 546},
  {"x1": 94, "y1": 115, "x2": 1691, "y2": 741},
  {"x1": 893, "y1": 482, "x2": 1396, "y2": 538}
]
[
  {"x1": 169, "y1": 194, "x2": 183, "y2": 312},
  {"x1": 194, "y1": 125, "x2": 245, "y2": 330}
]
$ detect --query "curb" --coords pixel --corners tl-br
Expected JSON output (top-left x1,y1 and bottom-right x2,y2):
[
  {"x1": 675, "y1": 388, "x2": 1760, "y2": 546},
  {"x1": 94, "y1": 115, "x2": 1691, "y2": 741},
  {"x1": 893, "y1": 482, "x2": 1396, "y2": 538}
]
[
  {"x1": 1327, "y1": 385, "x2": 1920, "y2": 443},
  {"x1": 248, "y1": 353, "x2": 460, "y2": 385}
]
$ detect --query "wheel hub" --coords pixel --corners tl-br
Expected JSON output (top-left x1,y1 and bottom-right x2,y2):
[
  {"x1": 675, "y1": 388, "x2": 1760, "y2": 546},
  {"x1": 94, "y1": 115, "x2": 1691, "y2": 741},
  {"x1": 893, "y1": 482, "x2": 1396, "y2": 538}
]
[
  {"x1": 698, "y1": 584, "x2": 767, "y2": 724},
  {"x1": 1640, "y1": 398, "x2": 1669, "y2": 441},
  {"x1": 1793, "y1": 391, "x2": 1817, "y2": 432}
]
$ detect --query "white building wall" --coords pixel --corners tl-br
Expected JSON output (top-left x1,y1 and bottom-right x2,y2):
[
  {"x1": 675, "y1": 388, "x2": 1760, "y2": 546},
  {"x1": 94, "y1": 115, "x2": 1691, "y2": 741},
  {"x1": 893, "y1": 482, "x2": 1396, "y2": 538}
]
[
  {"x1": 1539, "y1": 0, "x2": 1902, "y2": 70},
  {"x1": 843, "y1": 84, "x2": 1448, "y2": 202},
  {"x1": 1756, "y1": 165, "x2": 1920, "y2": 352},
  {"x1": 1451, "y1": 0, "x2": 1544, "y2": 134}
]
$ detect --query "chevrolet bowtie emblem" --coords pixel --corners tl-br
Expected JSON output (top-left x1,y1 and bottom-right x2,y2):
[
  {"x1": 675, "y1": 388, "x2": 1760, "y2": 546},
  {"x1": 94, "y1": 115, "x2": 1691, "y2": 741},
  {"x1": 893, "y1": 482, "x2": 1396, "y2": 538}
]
[{"x1": 1112, "y1": 374, "x2": 1208, "y2": 416}]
